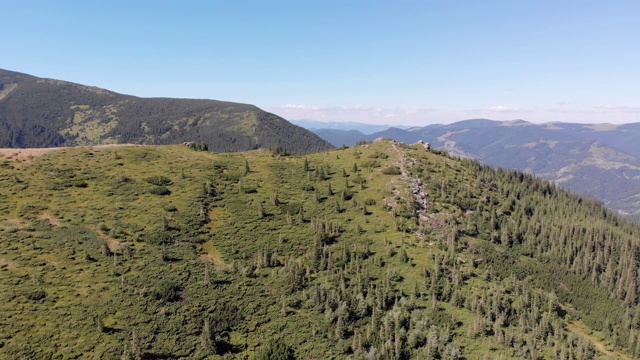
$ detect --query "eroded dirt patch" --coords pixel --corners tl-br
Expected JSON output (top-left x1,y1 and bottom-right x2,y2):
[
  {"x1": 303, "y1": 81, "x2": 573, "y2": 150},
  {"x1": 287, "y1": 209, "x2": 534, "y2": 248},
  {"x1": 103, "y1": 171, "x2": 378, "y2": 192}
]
[
  {"x1": 39, "y1": 213, "x2": 60, "y2": 226},
  {"x1": 0, "y1": 258, "x2": 18, "y2": 270},
  {"x1": 2, "y1": 218, "x2": 30, "y2": 230}
]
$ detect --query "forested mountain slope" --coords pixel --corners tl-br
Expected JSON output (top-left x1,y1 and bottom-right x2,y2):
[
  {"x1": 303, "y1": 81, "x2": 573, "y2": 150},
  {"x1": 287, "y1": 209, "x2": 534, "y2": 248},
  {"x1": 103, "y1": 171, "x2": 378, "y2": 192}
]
[
  {"x1": 0, "y1": 69, "x2": 332, "y2": 153},
  {"x1": 0, "y1": 141, "x2": 638, "y2": 359},
  {"x1": 309, "y1": 120, "x2": 640, "y2": 222}
]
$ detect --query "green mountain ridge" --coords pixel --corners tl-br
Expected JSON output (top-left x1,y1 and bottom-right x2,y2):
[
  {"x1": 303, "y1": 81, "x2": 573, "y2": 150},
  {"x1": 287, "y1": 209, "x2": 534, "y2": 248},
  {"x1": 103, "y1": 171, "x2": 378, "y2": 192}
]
[
  {"x1": 1, "y1": 141, "x2": 638, "y2": 359},
  {"x1": 0, "y1": 69, "x2": 332, "y2": 153},
  {"x1": 307, "y1": 120, "x2": 640, "y2": 222}
]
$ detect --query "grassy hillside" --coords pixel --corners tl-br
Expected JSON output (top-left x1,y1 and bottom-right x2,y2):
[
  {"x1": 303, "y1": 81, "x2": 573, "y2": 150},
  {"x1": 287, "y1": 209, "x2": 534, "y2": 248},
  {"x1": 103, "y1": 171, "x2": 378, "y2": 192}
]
[
  {"x1": 0, "y1": 141, "x2": 639, "y2": 359},
  {"x1": 0, "y1": 69, "x2": 332, "y2": 153}
]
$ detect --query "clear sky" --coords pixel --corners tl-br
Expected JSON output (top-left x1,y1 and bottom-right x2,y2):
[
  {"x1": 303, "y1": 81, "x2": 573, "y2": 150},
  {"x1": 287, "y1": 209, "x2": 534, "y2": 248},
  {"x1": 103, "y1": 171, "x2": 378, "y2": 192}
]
[{"x1": 3, "y1": 0, "x2": 639, "y2": 125}]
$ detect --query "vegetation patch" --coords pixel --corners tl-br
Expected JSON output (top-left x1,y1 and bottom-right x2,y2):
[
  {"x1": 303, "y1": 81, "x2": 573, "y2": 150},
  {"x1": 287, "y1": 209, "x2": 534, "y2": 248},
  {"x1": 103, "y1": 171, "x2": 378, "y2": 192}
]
[{"x1": 0, "y1": 142, "x2": 637, "y2": 359}]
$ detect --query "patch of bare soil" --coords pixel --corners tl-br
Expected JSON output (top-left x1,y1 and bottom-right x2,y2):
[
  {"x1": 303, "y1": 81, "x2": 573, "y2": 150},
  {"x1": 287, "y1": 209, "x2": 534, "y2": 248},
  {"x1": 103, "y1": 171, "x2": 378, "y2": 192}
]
[
  {"x1": 0, "y1": 258, "x2": 18, "y2": 270},
  {"x1": 2, "y1": 218, "x2": 30, "y2": 229},
  {"x1": 93, "y1": 229, "x2": 121, "y2": 252},
  {"x1": 0, "y1": 144, "x2": 143, "y2": 163},
  {"x1": 106, "y1": 238, "x2": 121, "y2": 252},
  {"x1": 39, "y1": 213, "x2": 60, "y2": 226}
]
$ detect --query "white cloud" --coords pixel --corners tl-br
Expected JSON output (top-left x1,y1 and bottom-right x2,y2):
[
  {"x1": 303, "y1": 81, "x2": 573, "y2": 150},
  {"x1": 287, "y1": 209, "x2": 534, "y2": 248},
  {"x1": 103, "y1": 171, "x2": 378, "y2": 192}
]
[
  {"x1": 487, "y1": 105, "x2": 528, "y2": 113},
  {"x1": 265, "y1": 104, "x2": 437, "y2": 125},
  {"x1": 546, "y1": 107, "x2": 575, "y2": 113},
  {"x1": 466, "y1": 105, "x2": 531, "y2": 114},
  {"x1": 593, "y1": 105, "x2": 640, "y2": 114}
]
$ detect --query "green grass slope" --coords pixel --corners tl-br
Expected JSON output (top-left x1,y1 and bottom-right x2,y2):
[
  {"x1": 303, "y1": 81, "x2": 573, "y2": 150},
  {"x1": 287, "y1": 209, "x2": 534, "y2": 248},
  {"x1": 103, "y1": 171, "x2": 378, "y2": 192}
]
[
  {"x1": 0, "y1": 69, "x2": 332, "y2": 153},
  {"x1": 0, "y1": 141, "x2": 638, "y2": 359}
]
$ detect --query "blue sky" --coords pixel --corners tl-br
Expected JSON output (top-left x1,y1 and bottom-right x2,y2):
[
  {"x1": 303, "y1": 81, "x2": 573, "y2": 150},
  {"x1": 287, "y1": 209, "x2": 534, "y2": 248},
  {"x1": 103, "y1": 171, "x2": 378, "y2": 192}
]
[{"x1": 4, "y1": 0, "x2": 639, "y2": 125}]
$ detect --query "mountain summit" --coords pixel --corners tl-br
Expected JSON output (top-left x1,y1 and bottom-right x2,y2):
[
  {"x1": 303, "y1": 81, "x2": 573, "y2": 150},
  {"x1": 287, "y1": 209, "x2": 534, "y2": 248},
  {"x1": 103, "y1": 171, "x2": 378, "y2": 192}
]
[{"x1": 0, "y1": 69, "x2": 332, "y2": 153}]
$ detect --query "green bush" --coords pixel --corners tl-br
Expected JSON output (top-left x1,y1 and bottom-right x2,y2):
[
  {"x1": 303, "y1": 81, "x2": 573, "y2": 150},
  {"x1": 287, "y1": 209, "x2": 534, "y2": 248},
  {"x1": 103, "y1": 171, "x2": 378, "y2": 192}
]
[
  {"x1": 72, "y1": 180, "x2": 88, "y2": 188},
  {"x1": 151, "y1": 280, "x2": 181, "y2": 302},
  {"x1": 381, "y1": 166, "x2": 401, "y2": 175},
  {"x1": 27, "y1": 289, "x2": 47, "y2": 301},
  {"x1": 149, "y1": 186, "x2": 171, "y2": 195},
  {"x1": 254, "y1": 339, "x2": 295, "y2": 360},
  {"x1": 145, "y1": 176, "x2": 172, "y2": 186},
  {"x1": 341, "y1": 189, "x2": 354, "y2": 201}
]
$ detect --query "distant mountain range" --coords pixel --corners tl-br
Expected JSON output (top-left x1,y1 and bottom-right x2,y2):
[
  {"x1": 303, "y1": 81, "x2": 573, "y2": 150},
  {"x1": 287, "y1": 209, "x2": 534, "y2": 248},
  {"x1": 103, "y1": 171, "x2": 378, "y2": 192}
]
[
  {"x1": 290, "y1": 119, "x2": 412, "y2": 135},
  {"x1": 301, "y1": 119, "x2": 640, "y2": 221},
  {"x1": 0, "y1": 69, "x2": 332, "y2": 153}
]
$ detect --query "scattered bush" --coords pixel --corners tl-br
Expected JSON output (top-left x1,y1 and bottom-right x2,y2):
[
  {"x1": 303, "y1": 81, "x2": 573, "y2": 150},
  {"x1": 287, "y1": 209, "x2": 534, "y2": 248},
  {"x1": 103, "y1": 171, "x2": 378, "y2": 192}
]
[
  {"x1": 341, "y1": 189, "x2": 354, "y2": 201},
  {"x1": 151, "y1": 280, "x2": 181, "y2": 302},
  {"x1": 98, "y1": 223, "x2": 110, "y2": 233},
  {"x1": 280, "y1": 202, "x2": 302, "y2": 215},
  {"x1": 254, "y1": 339, "x2": 295, "y2": 360},
  {"x1": 145, "y1": 176, "x2": 172, "y2": 186},
  {"x1": 72, "y1": 180, "x2": 88, "y2": 188},
  {"x1": 369, "y1": 151, "x2": 389, "y2": 159},
  {"x1": 360, "y1": 160, "x2": 380, "y2": 169},
  {"x1": 149, "y1": 186, "x2": 171, "y2": 196},
  {"x1": 381, "y1": 166, "x2": 401, "y2": 175},
  {"x1": 27, "y1": 289, "x2": 47, "y2": 301}
]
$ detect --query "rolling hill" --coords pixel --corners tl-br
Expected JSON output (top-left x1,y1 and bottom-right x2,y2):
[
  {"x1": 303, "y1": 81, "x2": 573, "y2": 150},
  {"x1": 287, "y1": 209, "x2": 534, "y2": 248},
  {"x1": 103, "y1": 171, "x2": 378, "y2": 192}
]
[
  {"x1": 1, "y1": 141, "x2": 639, "y2": 359},
  {"x1": 0, "y1": 69, "x2": 332, "y2": 153},
  {"x1": 307, "y1": 119, "x2": 640, "y2": 221}
]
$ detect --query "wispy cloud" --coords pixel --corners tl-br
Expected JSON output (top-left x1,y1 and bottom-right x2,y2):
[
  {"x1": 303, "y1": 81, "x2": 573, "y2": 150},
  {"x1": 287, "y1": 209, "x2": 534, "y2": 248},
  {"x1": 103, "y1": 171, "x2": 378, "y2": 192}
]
[
  {"x1": 265, "y1": 104, "x2": 437, "y2": 124},
  {"x1": 593, "y1": 105, "x2": 640, "y2": 114},
  {"x1": 466, "y1": 105, "x2": 531, "y2": 114},
  {"x1": 488, "y1": 105, "x2": 527, "y2": 113}
]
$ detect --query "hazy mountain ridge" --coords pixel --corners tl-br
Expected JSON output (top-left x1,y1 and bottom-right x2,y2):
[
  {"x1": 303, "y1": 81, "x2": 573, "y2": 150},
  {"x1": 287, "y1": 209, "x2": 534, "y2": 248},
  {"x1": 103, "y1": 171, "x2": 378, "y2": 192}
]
[
  {"x1": 0, "y1": 69, "x2": 332, "y2": 153},
  {"x1": 290, "y1": 119, "x2": 412, "y2": 135},
  {"x1": 305, "y1": 119, "x2": 640, "y2": 219}
]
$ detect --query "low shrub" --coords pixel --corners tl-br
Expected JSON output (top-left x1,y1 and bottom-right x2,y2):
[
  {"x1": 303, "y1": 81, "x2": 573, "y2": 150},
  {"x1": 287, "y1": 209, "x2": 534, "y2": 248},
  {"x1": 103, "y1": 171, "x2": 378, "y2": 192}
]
[
  {"x1": 149, "y1": 186, "x2": 171, "y2": 196},
  {"x1": 382, "y1": 166, "x2": 401, "y2": 175},
  {"x1": 145, "y1": 176, "x2": 172, "y2": 186}
]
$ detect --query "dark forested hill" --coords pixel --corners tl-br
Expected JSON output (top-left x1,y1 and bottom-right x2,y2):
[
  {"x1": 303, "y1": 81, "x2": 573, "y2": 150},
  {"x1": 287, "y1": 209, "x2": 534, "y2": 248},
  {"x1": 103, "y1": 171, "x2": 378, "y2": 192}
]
[
  {"x1": 1, "y1": 141, "x2": 639, "y2": 359},
  {"x1": 0, "y1": 69, "x2": 332, "y2": 153}
]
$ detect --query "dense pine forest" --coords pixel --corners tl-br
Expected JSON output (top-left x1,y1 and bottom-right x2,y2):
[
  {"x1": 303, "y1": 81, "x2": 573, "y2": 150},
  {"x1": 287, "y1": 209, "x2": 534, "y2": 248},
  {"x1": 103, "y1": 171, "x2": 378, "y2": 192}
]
[
  {"x1": 0, "y1": 140, "x2": 638, "y2": 359},
  {"x1": 0, "y1": 69, "x2": 332, "y2": 153}
]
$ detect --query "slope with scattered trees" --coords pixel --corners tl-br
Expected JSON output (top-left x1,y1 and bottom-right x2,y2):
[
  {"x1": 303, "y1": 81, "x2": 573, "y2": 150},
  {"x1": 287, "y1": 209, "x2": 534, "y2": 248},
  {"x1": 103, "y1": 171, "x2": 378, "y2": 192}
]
[{"x1": 0, "y1": 140, "x2": 638, "y2": 359}]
